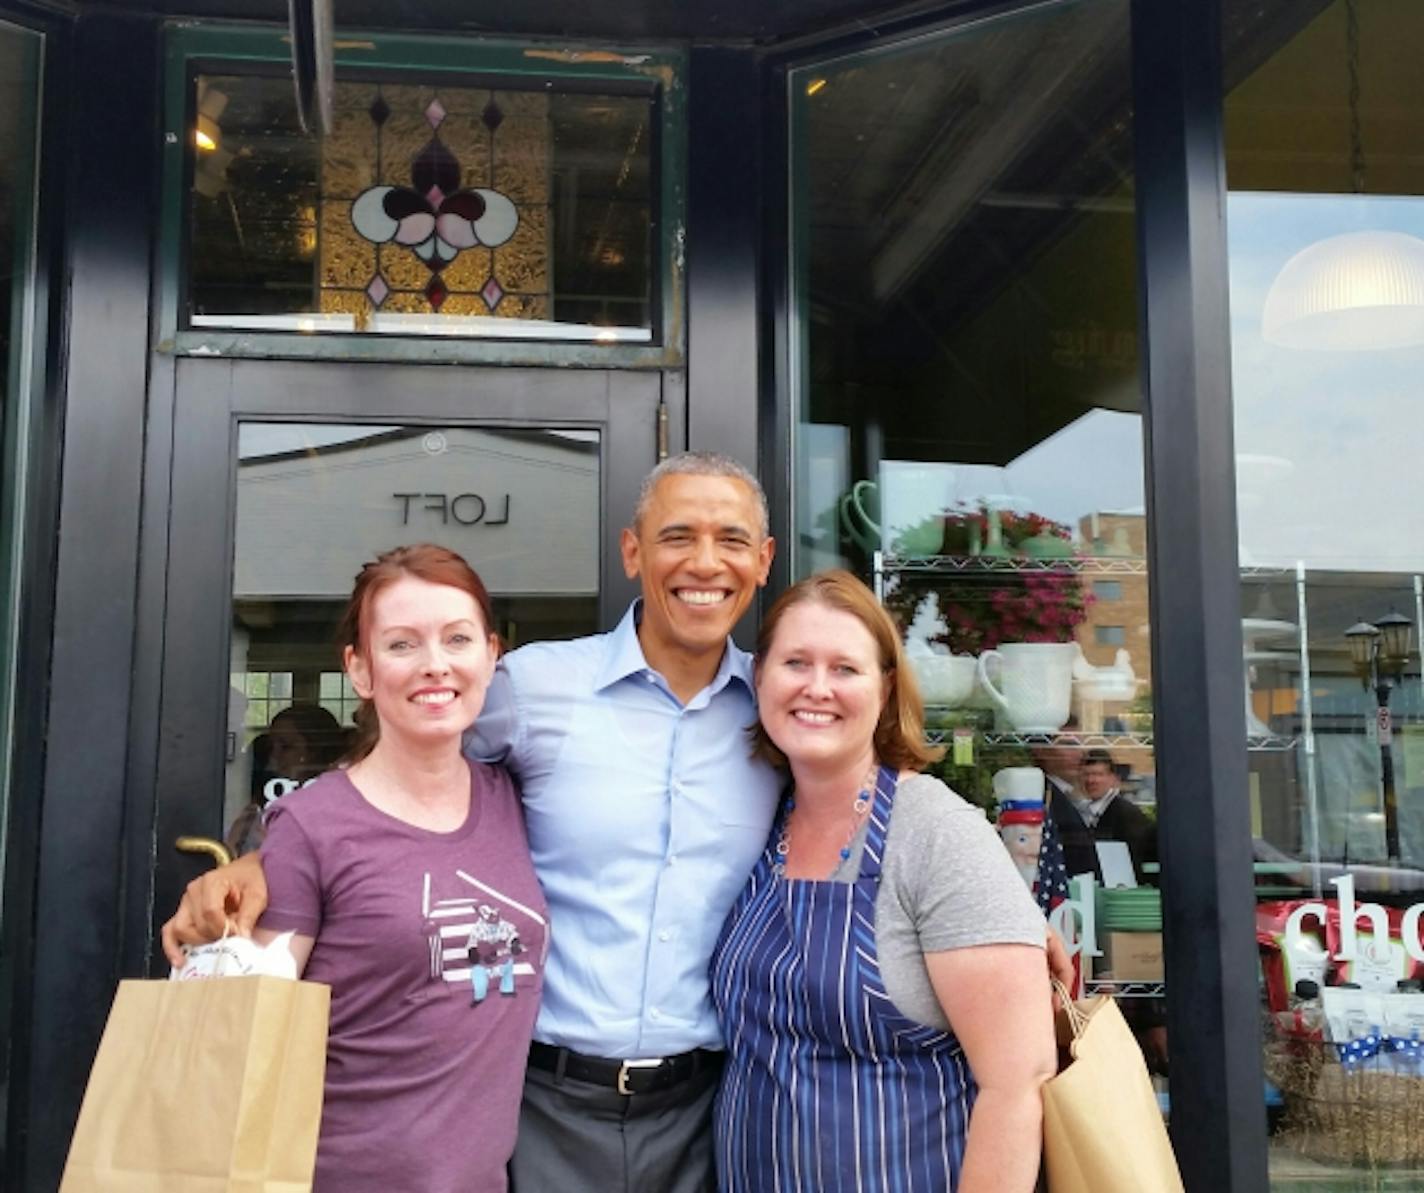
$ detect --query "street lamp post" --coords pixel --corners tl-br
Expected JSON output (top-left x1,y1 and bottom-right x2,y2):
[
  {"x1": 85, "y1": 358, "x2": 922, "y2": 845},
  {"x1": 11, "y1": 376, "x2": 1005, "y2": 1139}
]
[{"x1": 1346, "y1": 611, "x2": 1414, "y2": 861}]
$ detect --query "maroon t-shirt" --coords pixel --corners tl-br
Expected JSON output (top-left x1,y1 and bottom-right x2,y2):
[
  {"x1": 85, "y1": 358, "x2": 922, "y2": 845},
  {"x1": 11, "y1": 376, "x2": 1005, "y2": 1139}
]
[{"x1": 260, "y1": 761, "x2": 547, "y2": 1193}]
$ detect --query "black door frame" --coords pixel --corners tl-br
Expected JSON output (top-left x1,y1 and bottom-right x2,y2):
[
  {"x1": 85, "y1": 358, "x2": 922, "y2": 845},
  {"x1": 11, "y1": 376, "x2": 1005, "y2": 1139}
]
[
  {"x1": 129, "y1": 356, "x2": 678, "y2": 974},
  {"x1": 6, "y1": 11, "x2": 156, "y2": 1193}
]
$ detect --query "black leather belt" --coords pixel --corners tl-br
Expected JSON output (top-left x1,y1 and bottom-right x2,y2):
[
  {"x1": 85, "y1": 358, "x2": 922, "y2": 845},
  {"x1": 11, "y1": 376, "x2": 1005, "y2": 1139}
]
[{"x1": 528, "y1": 1041, "x2": 723, "y2": 1096}]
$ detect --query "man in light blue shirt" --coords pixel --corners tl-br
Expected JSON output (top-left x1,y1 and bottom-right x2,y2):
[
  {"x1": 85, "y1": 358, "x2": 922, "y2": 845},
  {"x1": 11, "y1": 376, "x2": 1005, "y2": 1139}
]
[
  {"x1": 476, "y1": 453, "x2": 779, "y2": 1191},
  {"x1": 467, "y1": 602, "x2": 777, "y2": 1064},
  {"x1": 163, "y1": 452, "x2": 781, "y2": 1192}
]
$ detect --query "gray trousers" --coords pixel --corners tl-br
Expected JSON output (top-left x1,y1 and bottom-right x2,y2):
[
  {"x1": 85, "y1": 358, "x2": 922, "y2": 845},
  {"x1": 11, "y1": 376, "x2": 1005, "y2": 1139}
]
[{"x1": 509, "y1": 1060, "x2": 719, "y2": 1193}]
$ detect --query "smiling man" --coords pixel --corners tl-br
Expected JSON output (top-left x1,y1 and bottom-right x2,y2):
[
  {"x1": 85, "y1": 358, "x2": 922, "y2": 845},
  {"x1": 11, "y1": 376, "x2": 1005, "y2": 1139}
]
[
  {"x1": 162, "y1": 452, "x2": 781, "y2": 1193},
  {"x1": 468, "y1": 453, "x2": 779, "y2": 1191}
]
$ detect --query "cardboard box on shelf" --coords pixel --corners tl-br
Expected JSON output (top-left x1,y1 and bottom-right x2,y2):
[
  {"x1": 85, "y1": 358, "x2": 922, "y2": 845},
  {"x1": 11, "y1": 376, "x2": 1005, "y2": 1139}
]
[{"x1": 1098, "y1": 931, "x2": 1164, "y2": 982}]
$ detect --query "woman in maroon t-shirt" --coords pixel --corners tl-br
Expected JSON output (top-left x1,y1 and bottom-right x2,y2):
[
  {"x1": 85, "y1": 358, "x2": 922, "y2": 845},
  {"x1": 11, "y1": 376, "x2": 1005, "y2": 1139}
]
[{"x1": 254, "y1": 545, "x2": 548, "y2": 1193}]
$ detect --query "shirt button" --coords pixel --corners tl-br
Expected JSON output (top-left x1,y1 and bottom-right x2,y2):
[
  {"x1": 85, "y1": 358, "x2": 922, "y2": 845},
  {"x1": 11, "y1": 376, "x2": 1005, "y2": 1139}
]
[
  {"x1": 667, "y1": 855, "x2": 678, "y2": 866},
  {"x1": 658, "y1": 931, "x2": 671, "y2": 942},
  {"x1": 650, "y1": 1008, "x2": 662, "y2": 1019}
]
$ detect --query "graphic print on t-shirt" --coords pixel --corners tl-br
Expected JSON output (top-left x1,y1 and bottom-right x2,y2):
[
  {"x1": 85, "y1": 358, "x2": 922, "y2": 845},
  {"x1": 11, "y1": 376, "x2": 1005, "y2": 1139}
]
[{"x1": 420, "y1": 869, "x2": 548, "y2": 1002}]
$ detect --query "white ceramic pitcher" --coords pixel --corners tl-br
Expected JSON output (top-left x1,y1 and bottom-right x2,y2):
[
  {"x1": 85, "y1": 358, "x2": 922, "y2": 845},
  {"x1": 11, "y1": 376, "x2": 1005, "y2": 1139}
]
[{"x1": 976, "y1": 643, "x2": 1076, "y2": 732}]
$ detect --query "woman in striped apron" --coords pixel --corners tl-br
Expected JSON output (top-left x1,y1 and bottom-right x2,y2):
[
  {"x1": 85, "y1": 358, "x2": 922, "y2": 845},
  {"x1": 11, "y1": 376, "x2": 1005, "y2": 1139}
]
[{"x1": 711, "y1": 571, "x2": 1057, "y2": 1192}]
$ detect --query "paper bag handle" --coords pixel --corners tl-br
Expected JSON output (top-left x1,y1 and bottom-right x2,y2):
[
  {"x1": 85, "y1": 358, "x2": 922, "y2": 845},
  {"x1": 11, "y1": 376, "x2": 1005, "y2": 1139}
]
[{"x1": 1051, "y1": 977, "x2": 1091, "y2": 1040}]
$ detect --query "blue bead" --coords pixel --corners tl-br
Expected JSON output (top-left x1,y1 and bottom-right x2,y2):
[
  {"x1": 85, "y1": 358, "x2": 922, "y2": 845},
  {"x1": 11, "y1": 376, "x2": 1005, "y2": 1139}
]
[{"x1": 840, "y1": 847, "x2": 851, "y2": 859}]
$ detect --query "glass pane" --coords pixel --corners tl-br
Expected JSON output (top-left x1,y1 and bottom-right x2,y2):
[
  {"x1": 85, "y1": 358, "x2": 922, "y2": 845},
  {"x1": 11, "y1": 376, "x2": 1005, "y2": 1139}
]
[
  {"x1": 790, "y1": 0, "x2": 1169, "y2": 1122},
  {"x1": 1224, "y1": 0, "x2": 1424, "y2": 1183},
  {"x1": 223, "y1": 423, "x2": 600, "y2": 854},
  {"x1": 0, "y1": 19, "x2": 45, "y2": 923},
  {"x1": 189, "y1": 73, "x2": 655, "y2": 342}
]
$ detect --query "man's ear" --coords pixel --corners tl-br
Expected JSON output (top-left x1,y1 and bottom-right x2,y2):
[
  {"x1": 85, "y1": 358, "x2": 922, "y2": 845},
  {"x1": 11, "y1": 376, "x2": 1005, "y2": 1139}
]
[
  {"x1": 620, "y1": 525, "x2": 641, "y2": 582},
  {"x1": 755, "y1": 535, "x2": 776, "y2": 586}
]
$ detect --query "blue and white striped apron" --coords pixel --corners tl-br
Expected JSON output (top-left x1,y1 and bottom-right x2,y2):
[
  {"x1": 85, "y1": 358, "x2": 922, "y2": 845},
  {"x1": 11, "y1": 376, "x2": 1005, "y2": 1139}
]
[{"x1": 710, "y1": 766, "x2": 974, "y2": 1192}]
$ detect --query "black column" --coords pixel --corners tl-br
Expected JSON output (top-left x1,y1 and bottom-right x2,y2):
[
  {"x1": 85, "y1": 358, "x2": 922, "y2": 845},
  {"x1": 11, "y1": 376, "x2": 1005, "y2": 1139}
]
[
  {"x1": 687, "y1": 47, "x2": 762, "y2": 470},
  {"x1": 687, "y1": 47, "x2": 766, "y2": 645},
  {"x1": 1131, "y1": 0, "x2": 1268, "y2": 1188},
  {"x1": 15, "y1": 11, "x2": 158, "y2": 1189}
]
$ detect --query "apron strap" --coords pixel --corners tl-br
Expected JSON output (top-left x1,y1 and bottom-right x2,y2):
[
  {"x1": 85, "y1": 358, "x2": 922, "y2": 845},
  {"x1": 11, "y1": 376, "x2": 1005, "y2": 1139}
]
[{"x1": 857, "y1": 764, "x2": 899, "y2": 882}]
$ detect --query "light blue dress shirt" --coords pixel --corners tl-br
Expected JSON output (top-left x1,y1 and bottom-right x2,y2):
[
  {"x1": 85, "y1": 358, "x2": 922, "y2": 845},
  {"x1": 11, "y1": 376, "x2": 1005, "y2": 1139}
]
[{"x1": 465, "y1": 602, "x2": 781, "y2": 1058}]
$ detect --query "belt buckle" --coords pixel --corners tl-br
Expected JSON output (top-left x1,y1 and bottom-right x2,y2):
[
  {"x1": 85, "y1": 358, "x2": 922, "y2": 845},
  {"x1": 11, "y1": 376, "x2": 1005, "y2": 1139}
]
[{"x1": 616, "y1": 1058, "x2": 664, "y2": 1095}]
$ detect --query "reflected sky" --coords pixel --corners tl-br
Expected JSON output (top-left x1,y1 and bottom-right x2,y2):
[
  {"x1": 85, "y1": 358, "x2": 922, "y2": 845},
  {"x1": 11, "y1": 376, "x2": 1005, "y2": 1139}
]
[{"x1": 1228, "y1": 192, "x2": 1424, "y2": 573}]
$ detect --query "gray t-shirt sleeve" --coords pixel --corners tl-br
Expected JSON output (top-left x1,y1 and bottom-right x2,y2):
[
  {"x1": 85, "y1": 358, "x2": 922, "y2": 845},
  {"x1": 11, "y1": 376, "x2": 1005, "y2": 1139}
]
[
  {"x1": 886, "y1": 773, "x2": 1046, "y2": 951},
  {"x1": 860, "y1": 772, "x2": 1047, "y2": 1030}
]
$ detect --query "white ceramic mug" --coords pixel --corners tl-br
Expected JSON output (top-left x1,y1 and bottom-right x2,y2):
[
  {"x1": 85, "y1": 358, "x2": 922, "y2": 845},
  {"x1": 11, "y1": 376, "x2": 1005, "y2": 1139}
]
[
  {"x1": 993, "y1": 765, "x2": 1045, "y2": 803},
  {"x1": 976, "y1": 643, "x2": 1076, "y2": 732},
  {"x1": 909, "y1": 654, "x2": 977, "y2": 707}
]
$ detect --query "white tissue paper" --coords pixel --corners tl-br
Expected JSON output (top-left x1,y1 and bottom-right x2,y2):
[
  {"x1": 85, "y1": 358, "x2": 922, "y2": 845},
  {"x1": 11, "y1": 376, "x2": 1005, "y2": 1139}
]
[{"x1": 170, "y1": 932, "x2": 300, "y2": 981}]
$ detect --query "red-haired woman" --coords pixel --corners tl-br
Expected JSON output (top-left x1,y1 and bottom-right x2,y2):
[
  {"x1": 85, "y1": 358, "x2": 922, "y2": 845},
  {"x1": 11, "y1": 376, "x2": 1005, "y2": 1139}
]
[
  {"x1": 710, "y1": 570, "x2": 1056, "y2": 1192},
  {"x1": 252, "y1": 545, "x2": 547, "y2": 1193}
]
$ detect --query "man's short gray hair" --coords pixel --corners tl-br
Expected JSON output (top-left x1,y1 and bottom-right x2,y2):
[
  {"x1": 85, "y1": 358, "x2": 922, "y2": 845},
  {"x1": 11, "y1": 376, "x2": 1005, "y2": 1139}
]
[{"x1": 633, "y1": 452, "x2": 769, "y2": 538}]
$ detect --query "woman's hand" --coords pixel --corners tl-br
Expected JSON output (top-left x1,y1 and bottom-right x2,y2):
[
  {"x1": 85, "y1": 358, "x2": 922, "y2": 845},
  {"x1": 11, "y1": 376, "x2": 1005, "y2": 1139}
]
[
  {"x1": 160, "y1": 851, "x2": 271, "y2": 966},
  {"x1": 1046, "y1": 927, "x2": 1074, "y2": 998},
  {"x1": 928, "y1": 943, "x2": 1058, "y2": 1193}
]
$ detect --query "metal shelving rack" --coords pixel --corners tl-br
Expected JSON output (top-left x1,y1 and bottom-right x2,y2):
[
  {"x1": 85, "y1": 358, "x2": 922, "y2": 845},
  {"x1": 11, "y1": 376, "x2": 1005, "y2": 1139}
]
[
  {"x1": 1083, "y1": 980, "x2": 1166, "y2": 999},
  {"x1": 875, "y1": 551, "x2": 1149, "y2": 588},
  {"x1": 876, "y1": 549, "x2": 1309, "y2": 1005}
]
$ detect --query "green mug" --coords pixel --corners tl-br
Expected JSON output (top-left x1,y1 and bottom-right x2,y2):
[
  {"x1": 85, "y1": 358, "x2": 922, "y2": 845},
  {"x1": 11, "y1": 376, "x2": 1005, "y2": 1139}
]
[{"x1": 839, "y1": 480, "x2": 880, "y2": 554}]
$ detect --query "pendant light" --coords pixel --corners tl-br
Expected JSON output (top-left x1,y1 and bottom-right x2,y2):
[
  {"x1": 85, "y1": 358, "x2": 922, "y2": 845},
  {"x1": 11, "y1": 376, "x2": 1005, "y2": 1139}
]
[{"x1": 1261, "y1": 0, "x2": 1424, "y2": 351}]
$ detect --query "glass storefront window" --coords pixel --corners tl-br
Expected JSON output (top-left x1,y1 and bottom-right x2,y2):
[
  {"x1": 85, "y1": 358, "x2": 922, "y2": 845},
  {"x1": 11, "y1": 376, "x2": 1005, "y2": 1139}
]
[
  {"x1": 790, "y1": 0, "x2": 1171, "y2": 1113},
  {"x1": 223, "y1": 423, "x2": 600, "y2": 856},
  {"x1": 1225, "y1": 0, "x2": 1424, "y2": 1182},
  {"x1": 188, "y1": 73, "x2": 656, "y2": 342},
  {"x1": 0, "y1": 19, "x2": 45, "y2": 914}
]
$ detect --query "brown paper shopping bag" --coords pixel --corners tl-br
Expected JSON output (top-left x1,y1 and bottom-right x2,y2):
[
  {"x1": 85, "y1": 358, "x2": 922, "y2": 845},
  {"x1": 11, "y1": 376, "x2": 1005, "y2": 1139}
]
[
  {"x1": 1042, "y1": 981, "x2": 1184, "y2": 1193},
  {"x1": 61, "y1": 975, "x2": 329, "y2": 1193}
]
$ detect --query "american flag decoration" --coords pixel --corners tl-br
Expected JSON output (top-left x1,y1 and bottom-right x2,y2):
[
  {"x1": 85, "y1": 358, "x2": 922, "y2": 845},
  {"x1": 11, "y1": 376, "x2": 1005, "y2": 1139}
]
[{"x1": 1034, "y1": 807, "x2": 1072, "y2": 917}]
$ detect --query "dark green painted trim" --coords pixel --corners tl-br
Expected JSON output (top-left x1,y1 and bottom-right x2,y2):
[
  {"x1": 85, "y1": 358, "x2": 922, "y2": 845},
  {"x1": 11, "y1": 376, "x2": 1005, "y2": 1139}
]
[
  {"x1": 0, "y1": 19, "x2": 47, "y2": 888},
  {"x1": 158, "y1": 23, "x2": 686, "y2": 367},
  {"x1": 168, "y1": 24, "x2": 682, "y2": 79}
]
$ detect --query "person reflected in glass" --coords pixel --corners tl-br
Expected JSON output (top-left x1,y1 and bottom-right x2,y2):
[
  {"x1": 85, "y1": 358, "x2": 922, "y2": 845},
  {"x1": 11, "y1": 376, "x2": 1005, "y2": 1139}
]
[
  {"x1": 267, "y1": 702, "x2": 346, "y2": 785},
  {"x1": 1055, "y1": 747, "x2": 1166, "y2": 1073},
  {"x1": 250, "y1": 544, "x2": 547, "y2": 1192},
  {"x1": 225, "y1": 703, "x2": 347, "y2": 857},
  {"x1": 1032, "y1": 724, "x2": 1082, "y2": 805},
  {"x1": 711, "y1": 570, "x2": 1056, "y2": 1192},
  {"x1": 1049, "y1": 747, "x2": 1157, "y2": 887}
]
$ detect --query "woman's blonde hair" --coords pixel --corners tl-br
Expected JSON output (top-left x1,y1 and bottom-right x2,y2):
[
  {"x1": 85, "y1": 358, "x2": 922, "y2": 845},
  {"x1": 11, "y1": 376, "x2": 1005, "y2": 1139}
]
[{"x1": 750, "y1": 569, "x2": 945, "y2": 771}]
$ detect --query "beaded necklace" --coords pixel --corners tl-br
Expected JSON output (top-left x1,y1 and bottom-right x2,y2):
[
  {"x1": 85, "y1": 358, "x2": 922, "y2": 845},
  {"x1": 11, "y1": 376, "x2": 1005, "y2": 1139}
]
[{"x1": 773, "y1": 764, "x2": 878, "y2": 878}]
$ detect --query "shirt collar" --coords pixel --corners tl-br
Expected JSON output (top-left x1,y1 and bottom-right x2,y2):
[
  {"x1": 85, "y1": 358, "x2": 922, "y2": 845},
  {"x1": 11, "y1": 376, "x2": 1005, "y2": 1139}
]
[
  {"x1": 594, "y1": 600, "x2": 754, "y2": 700},
  {"x1": 1072, "y1": 790, "x2": 1119, "y2": 819}
]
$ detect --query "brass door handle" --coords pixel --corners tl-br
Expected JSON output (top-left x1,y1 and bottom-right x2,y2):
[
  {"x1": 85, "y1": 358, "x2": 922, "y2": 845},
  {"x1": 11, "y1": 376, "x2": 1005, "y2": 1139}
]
[{"x1": 174, "y1": 836, "x2": 233, "y2": 868}]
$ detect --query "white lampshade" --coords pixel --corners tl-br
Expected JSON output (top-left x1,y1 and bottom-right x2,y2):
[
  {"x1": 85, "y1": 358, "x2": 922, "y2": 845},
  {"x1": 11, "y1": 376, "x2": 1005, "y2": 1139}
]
[{"x1": 1262, "y1": 230, "x2": 1424, "y2": 350}]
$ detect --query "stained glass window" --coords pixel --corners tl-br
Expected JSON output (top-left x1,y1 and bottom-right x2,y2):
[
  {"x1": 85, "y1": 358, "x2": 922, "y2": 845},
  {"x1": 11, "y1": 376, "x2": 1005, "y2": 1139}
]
[{"x1": 189, "y1": 73, "x2": 655, "y2": 341}]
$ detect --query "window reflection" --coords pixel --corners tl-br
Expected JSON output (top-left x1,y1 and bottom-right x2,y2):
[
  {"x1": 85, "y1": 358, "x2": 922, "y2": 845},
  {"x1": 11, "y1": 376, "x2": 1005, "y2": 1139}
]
[
  {"x1": 223, "y1": 423, "x2": 600, "y2": 853},
  {"x1": 1226, "y1": 0, "x2": 1424, "y2": 1180},
  {"x1": 791, "y1": 0, "x2": 1169, "y2": 1095}
]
